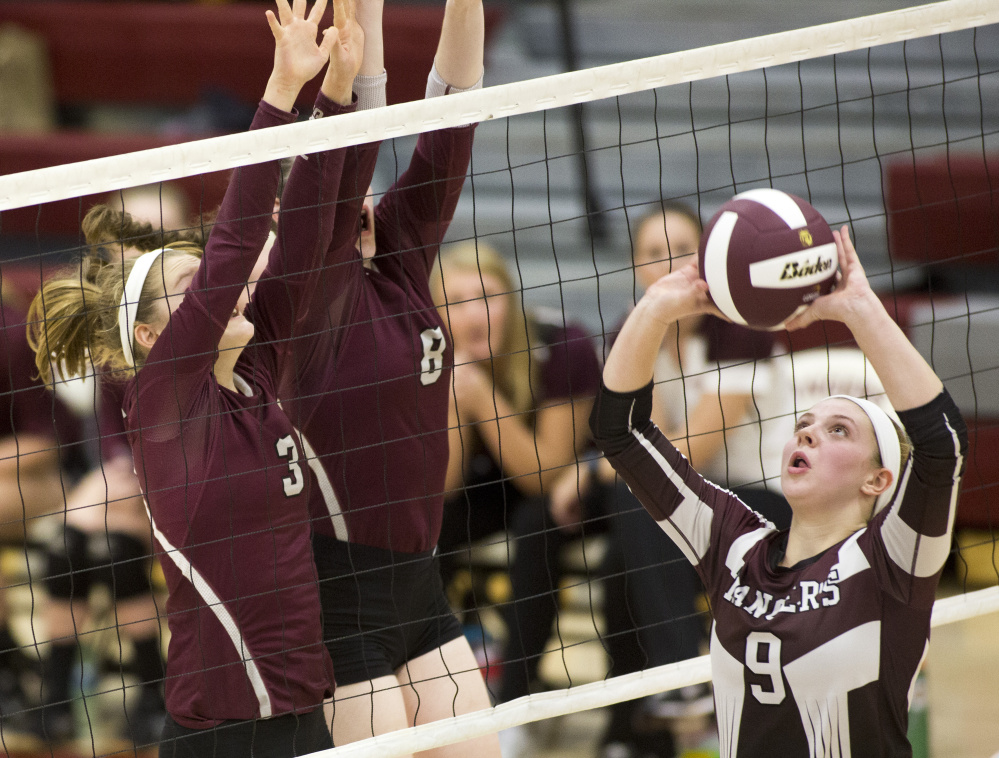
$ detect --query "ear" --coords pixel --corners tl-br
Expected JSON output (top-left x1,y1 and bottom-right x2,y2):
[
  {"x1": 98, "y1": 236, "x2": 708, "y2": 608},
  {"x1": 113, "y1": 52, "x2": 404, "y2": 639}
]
[
  {"x1": 133, "y1": 322, "x2": 161, "y2": 353},
  {"x1": 860, "y1": 467, "x2": 894, "y2": 498}
]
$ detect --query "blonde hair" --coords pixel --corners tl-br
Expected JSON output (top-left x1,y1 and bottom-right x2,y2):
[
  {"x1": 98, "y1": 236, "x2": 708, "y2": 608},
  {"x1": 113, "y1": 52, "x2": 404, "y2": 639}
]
[
  {"x1": 432, "y1": 242, "x2": 539, "y2": 417},
  {"x1": 27, "y1": 204, "x2": 203, "y2": 386},
  {"x1": 883, "y1": 417, "x2": 913, "y2": 478}
]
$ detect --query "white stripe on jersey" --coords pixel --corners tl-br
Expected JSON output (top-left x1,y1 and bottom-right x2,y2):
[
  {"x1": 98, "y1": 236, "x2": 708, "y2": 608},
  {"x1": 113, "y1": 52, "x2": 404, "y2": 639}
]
[
  {"x1": 724, "y1": 527, "x2": 771, "y2": 578},
  {"x1": 880, "y1": 415, "x2": 964, "y2": 577},
  {"x1": 830, "y1": 531, "x2": 869, "y2": 583},
  {"x1": 711, "y1": 624, "x2": 747, "y2": 758},
  {"x1": 783, "y1": 620, "x2": 881, "y2": 758},
  {"x1": 296, "y1": 428, "x2": 349, "y2": 541},
  {"x1": 143, "y1": 504, "x2": 273, "y2": 719},
  {"x1": 632, "y1": 427, "x2": 714, "y2": 564}
]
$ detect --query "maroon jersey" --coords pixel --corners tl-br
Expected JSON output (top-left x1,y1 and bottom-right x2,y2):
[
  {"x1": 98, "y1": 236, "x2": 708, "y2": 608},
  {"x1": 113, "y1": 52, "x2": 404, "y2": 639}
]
[
  {"x1": 123, "y1": 97, "x2": 351, "y2": 728},
  {"x1": 97, "y1": 378, "x2": 129, "y2": 462},
  {"x1": 532, "y1": 317, "x2": 602, "y2": 407},
  {"x1": 278, "y1": 125, "x2": 474, "y2": 553},
  {"x1": 592, "y1": 383, "x2": 967, "y2": 757}
]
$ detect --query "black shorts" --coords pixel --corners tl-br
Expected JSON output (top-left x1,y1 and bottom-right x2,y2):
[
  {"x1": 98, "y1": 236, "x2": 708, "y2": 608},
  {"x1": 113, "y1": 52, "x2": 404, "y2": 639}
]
[
  {"x1": 158, "y1": 708, "x2": 331, "y2": 758},
  {"x1": 312, "y1": 535, "x2": 464, "y2": 686}
]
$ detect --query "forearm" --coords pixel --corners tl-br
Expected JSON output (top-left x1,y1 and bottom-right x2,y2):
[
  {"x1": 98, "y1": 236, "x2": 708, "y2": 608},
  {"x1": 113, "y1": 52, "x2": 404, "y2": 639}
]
[
  {"x1": 321, "y1": 57, "x2": 359, "y2": 106},
  {"x1": 433, "y1": 0, "x2": 484, "y2": 92},
  {"x1": 0, "y1": 435, "x2": 59, "y2": 477},
  {"x1": 603, "y1": 300, "x2": 673, "y2": 395},
  {"x1": 356, "y1": 0, "x2": 384, "y2": 77},
  {"x1": 205, "y1": 103, "x2": 293, "y2": 299},
  {"x1": 326, "y1": 141, "x2": 379, "y2": 257},
  {"x1": 275, "y1": 94, "x2": 355, "y2": 278},
  {"x1": 843, "y1": 292, "x2": 942, "y2": 412}
]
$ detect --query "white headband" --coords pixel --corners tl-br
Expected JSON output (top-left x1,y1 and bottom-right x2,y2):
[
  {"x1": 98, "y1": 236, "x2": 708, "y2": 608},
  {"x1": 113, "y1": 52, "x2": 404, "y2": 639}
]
[
  {"x1": 119, "y1": 247, "x2": 168, "y2": 367},
  {"x1": 828, "y1": 395, "x2": 902, "y2": 515}
]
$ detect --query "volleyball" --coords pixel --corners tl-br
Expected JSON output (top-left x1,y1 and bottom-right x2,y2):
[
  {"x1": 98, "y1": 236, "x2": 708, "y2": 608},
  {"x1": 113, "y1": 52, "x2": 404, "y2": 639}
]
[{"x1": 698, "y1": 189, "x2": 838, "y2": 329}]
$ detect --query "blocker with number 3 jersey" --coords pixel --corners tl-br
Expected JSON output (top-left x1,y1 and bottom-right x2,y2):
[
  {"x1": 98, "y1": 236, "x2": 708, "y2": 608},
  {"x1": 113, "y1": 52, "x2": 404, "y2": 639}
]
[
  {"x1": 125, "y1": 100, "x2": 348, "y2": 727},
  {"x1": 591, "y1": 383, "x2": 966, "y2": 758}
]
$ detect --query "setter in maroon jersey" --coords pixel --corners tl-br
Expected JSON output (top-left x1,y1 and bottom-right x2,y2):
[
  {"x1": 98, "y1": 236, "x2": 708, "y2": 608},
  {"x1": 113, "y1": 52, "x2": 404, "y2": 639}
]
[
  {"x1": 27, "y1": 3, "x2": 363, "y2": 755},
  {"x1": 592, "y1": 224, "x2": 967, "y2": 758},
  {"x1": 271, "y1": 0, "x2": 498, "y2": 753}
]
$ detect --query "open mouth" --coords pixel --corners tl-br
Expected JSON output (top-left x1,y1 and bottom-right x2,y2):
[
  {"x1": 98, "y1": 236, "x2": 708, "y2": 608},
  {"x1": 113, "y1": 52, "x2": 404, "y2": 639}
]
[
  {"x1": 360, "y1": 207, "x2": 370, "y2": 233},
  {"x1": 789, "y1": 452, "x2": 810, "y2": 472}
]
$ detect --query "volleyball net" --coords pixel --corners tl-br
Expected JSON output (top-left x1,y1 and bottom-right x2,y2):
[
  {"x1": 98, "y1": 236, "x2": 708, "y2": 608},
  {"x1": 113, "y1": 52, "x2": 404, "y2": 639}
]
[{"x1": 1, "y1": 0, "x2": 998, "y2": 756}]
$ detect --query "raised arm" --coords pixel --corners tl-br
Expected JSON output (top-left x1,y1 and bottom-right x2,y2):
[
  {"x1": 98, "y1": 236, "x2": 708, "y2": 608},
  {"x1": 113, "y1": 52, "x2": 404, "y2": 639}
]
[
  {"x1": 143, "y1": 0, "x2": 337, "y2": 381},
  {"x1": 372, "y1": 0, "x2": 482, "y2": 276},
  {"x1": 785, "y1": 227, "x2": 942, "y2": 412},
  {"x1": 603, "y1": 262, "x2": 717, "y2": 395},
  {"x1": 252, "y1": 0, "x2": 363, "y2": 349},
  {"x1": 591, "y1": 266, "x2": 763, "y2": 573},
  {"x1": 787, "y1": 228, "x2": 964, "y2": 601},
  {"x1": 434, "y1": 0, "x2": 485, "y2": 91},
  {"x1": 320, "y1": 0, "x2": 383, "y2": 265}
]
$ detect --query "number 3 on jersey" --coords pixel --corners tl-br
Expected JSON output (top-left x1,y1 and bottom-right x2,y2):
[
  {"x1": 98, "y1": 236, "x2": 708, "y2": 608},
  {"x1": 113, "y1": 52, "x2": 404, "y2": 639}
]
[
  {"x1": 275, "y1": 435, "x2": 305, "y2": 497},
  {"x1": 746, "y1": 631, "x2": 785, "y2": 705},
  {"x1": 420, "y1": 327, "x2": 446, "y2": 386}
]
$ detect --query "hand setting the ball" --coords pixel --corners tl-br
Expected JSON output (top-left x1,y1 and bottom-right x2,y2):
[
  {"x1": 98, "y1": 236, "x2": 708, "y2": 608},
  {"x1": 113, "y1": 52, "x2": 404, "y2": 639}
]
[{"x1": 698, "y1": 188, "x2": 839, "y2": 330}]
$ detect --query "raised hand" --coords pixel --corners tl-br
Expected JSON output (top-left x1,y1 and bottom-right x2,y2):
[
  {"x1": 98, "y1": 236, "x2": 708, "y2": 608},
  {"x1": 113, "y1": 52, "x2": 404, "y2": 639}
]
[
  {"x1": 263, "y1": 0, "x2": 338, "y2": 112},
  {"x1": 642, "y1": 259, "x2": 719, "y2": 328},
  {"x1": 321, "y1": 0, "x2": 366, "y2": 105},
  {"x1": 784, "y1": 225, "x2": 877, "y2": 331}
]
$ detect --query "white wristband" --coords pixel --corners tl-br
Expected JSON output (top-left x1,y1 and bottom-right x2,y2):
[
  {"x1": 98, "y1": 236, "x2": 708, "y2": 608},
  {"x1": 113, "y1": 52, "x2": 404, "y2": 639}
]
[
  {"x1": 425, "y1": 62, "x2": 483, "y2": 99},
  {"x1": 353, "y1": 70, "x2": 387, "y2": 111}
]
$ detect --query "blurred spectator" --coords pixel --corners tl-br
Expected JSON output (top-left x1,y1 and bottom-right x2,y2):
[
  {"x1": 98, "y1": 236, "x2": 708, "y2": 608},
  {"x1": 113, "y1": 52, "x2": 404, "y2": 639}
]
[
  {"x1": 432, "y1": 241, "x2": 603, "y2": 756},
  {"x1": 0, "y1": 289, "x2": 69, "y2": 752}
]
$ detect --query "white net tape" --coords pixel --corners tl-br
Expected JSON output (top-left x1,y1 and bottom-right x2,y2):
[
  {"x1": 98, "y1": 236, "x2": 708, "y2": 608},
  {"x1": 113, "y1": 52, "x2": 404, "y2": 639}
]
[
  {"x1": 307, "y1": 587, "x2": 999, "y2": 757},
  {"x1": 1, "y1": 0, "x2": 997, "y2": 211}
]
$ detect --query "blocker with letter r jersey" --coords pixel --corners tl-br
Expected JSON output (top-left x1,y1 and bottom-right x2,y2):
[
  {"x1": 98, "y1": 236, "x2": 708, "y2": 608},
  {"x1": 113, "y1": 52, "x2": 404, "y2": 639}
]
[{"x1": 592, "y1": 384, "x2": 967, "y2": 758}]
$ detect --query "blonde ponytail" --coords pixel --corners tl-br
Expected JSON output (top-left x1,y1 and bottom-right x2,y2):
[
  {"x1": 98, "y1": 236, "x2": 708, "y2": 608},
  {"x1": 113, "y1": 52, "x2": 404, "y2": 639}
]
[{"x1": 28, "y1": 205, "x2": 205, "y2": 386}]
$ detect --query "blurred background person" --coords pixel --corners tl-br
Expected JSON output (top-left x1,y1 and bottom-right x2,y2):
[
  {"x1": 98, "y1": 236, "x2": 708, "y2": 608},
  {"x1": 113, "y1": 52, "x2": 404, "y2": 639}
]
[{"x1": 432, "y1": 241, "x2": 602, "y2": 756}]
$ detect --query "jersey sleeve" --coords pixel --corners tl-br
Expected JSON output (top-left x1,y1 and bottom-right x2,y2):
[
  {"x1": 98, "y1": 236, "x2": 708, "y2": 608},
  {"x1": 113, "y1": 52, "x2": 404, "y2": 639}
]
[
  {"x1": 590, "y1": 380, "x2": 770, "y2": 585},
  {"x1": 373, "y1": 124, "x2": 476, "y2": 280},
  {"x1": 138, "y1": 101, "x2": 293, "y2": 431},
  {"x1": 327, "y1": 139, "x2": 380, "y2": 261},
  {"x1": 249, "y1": 93, "x2": 355, "y2": 373},
  {"x1": 96, "y1": 377, "x2": 130, "y2": 462},
  {"x1": 867, "y1": 389, "x2": 968, "y2": 607},
  {"x1": 292, "y1": 124, "x2": 380, "y2": 346}
]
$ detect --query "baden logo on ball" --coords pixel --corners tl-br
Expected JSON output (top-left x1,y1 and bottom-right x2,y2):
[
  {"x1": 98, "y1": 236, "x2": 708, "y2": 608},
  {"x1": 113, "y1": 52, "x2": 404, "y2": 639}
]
[{"x1": 698, "y1": 189, "x2": 839, "y2": 330}]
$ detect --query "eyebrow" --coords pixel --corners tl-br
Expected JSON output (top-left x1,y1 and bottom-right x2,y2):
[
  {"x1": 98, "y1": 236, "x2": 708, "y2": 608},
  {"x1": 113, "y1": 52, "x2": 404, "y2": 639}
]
[{"x1": 796, "y1": 412, "x2": 859, "y2": 427}]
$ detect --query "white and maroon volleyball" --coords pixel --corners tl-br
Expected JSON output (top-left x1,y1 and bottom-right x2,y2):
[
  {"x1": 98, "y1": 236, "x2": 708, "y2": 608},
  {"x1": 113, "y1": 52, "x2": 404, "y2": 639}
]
[{"x1": 698, "y1": 189, "x2": 838, "y2": 330}]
